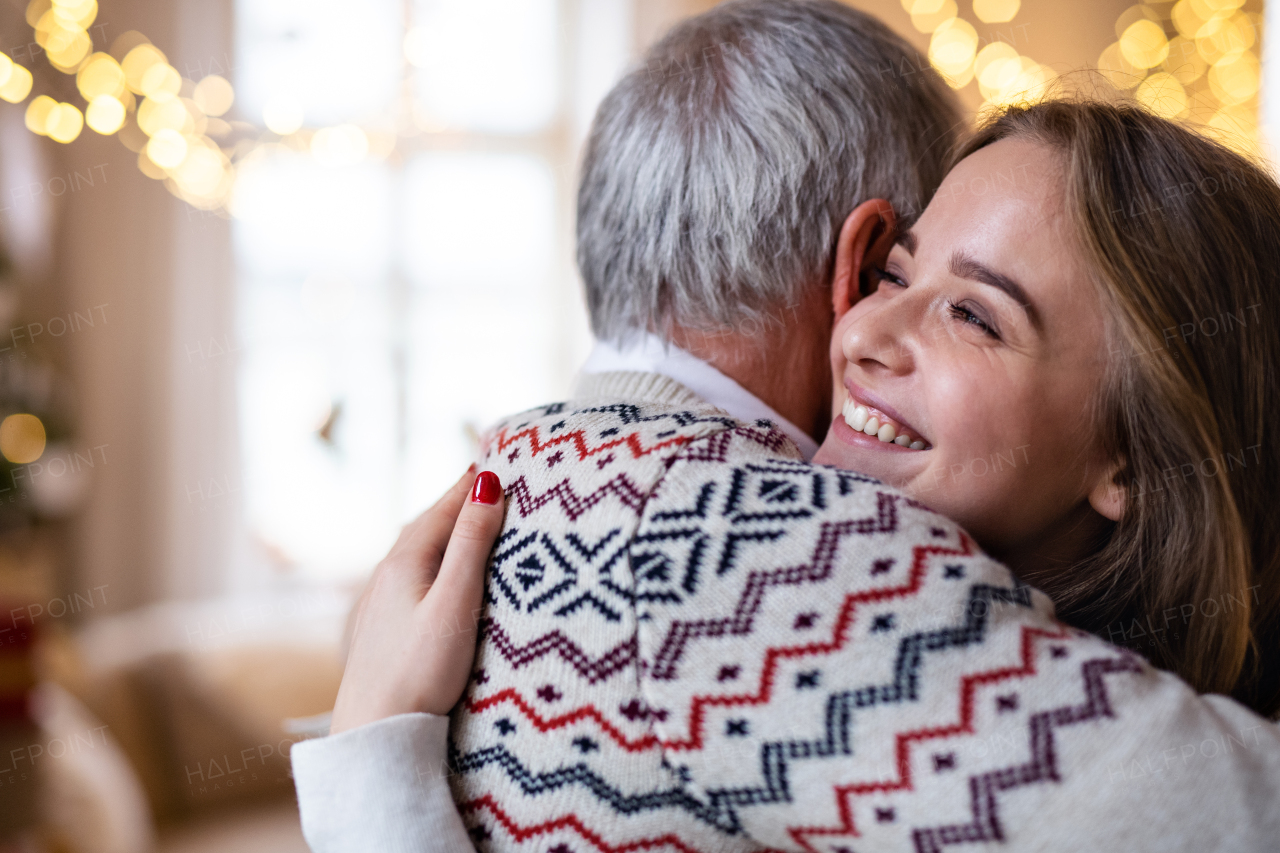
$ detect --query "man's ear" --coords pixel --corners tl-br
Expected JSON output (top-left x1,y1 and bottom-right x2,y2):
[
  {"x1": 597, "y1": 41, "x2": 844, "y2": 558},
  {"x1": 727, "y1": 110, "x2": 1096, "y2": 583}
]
[
  {"x1": 1088, "y1": 462, "x2": 1127, "y2": 522},
  {"x1": 831, "y1": 199, "x2": 897, "y2": 319}
]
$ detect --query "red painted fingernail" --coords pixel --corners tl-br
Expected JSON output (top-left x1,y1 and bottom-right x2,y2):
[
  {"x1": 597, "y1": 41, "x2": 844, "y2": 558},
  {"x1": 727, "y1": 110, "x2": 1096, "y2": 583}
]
[{"x1": 471, "y1": 471, "x2": 501, "y2": 505}]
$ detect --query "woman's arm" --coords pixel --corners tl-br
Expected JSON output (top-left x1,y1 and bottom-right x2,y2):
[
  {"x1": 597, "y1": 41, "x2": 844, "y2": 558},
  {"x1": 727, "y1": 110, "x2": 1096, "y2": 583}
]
[{"x1": 291, "y1": 466, "x2": 505, "y2": 853}]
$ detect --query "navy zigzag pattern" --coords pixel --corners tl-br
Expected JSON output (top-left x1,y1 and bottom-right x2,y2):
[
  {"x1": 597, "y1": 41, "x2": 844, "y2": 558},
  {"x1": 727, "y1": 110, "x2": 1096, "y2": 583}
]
[
  {"x1": 446, "y1": 741, "x2": 745, "y2": 835},
  {"x1": 576, "y1": 403, "x2": 739, "y2": 430},
  {"x1": 649, "y1": 499, "x2": 902, "y2": 680},
  {"x1": 689, "y1": 582, "x2": 1035, "y2": 826}
]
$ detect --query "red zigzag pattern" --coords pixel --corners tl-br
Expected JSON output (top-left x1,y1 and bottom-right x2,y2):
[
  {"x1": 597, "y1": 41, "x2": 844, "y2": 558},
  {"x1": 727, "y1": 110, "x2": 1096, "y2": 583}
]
[
  {"x1": 492, "y1": 423, "x2": 695, "y2": 463},
  {"x1": 464, "y1": 793, "x2": 794, "y2": 853}
]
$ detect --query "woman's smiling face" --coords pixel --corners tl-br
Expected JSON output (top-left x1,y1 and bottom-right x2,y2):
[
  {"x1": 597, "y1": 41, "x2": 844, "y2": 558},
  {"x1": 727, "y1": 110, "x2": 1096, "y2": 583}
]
[{"x1": 813, "y1": 138, "x2": 1118, "y2": 565}]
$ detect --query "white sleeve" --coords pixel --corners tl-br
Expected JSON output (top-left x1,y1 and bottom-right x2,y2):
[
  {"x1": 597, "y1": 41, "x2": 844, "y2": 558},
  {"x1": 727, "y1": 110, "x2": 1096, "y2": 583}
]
[{"x1": 291, "y1": 713, "x2": 474, "y2": 853}]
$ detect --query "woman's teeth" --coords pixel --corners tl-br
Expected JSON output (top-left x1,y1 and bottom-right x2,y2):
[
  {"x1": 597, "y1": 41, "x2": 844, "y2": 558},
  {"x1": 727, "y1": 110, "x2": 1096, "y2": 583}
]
[{"x1": 841, "y1": 400, "x2": 927, "y2": 450}]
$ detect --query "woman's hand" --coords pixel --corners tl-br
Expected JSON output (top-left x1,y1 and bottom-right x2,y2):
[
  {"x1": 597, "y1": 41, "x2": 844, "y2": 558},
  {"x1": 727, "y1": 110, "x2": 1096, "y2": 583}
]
[{"x1": 329, "y1": 466, "x2": 505, "y2": 734}]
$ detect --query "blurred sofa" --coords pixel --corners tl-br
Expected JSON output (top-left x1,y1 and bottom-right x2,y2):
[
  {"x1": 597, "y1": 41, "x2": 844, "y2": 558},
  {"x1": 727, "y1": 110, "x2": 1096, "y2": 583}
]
[{"x1": 35, "y1": 590, "x2": 350, "y2": 853}]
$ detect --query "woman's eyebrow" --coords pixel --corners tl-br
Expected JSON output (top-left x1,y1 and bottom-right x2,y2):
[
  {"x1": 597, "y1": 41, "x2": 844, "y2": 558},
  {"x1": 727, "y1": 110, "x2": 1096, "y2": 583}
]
[
  {"x1": 895, "y1": 229, "x2": 918, "y2": 255},
  {"x1": 949, "y1": 250, "x2": 1042, "y2": 329}
]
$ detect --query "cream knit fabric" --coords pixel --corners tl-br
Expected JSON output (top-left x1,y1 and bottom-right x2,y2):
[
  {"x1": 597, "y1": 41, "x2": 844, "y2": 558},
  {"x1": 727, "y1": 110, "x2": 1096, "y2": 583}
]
[{"x1": 443, "y1": 372, "x2": 1280, "y2": 853}]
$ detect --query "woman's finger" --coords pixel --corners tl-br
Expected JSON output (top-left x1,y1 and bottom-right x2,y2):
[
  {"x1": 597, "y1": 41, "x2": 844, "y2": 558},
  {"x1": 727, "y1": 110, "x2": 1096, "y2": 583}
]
[
  {"x1": 344, "y1": 465, "x2": 481, "y2": 657},
  {"x1": 332, "y1": 469, "x2": 504, "y2": 728},
  {"x1": 419, "y1": 471, "x2": 504, "y2": 645}
]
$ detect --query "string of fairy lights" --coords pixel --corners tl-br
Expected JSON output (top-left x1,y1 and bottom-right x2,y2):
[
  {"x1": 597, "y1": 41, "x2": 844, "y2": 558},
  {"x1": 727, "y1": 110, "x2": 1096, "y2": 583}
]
[
  {"x1": 0, "y1": 0, "x2": 239, "y2": 210},
  {"x1": 915, "y1": 0, "x2": 1263, "y2": 155},
  {"x1": 0, "y1": 0, "x2": 1265, "y2": 217}
]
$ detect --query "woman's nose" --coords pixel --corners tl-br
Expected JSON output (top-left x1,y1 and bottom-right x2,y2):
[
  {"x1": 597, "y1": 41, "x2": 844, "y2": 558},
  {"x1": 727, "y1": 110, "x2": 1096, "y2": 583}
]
[{"x1": 842, "y1": 291, "x2": 921, "y2": 376}]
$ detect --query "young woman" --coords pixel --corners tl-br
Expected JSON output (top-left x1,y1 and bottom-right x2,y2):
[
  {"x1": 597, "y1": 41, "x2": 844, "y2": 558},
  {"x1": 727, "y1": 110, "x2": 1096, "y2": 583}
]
[
  {"x1": 815, "y1": 98, "x2": 1280, "y2": 715},
  {"x1": 316, "y1": 98, "x2": 1280, "y2": 851}
]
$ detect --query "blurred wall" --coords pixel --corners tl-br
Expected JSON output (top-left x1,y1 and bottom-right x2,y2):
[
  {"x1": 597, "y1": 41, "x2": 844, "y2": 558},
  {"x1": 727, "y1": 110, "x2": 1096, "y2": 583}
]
[{"x1": 54, "y1": 0, "x2": 240, "y2": 612}]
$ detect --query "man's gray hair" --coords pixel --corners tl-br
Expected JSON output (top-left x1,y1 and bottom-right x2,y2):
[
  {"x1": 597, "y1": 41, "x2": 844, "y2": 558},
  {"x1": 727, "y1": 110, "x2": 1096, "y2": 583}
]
[{"x1": 577, "y1": 0, "x2": 964, "y2": 343}]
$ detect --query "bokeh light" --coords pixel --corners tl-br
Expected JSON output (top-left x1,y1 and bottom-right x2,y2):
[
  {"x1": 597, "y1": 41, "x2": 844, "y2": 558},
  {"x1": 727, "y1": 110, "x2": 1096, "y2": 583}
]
[
  {"x1": 25, "y1": 0, "x2": 46, "y2": 27},
  {"x1": 32, "y1": 0, "x2": 97, "y2": 68},
  {"x1": 1114, "y1": 5, "x2": 1163, "y2": 40},
  {"x1": 46, "y1": 102, "x2": 84, "y2": 143},
  {"x1": 50, "y1": 0, "x2": 96, "y2": 29},
  {"x1": 976, "y1": 41, "x2": 1021, "y2": 91},
  {"x1": 0, "y1": 62, "x2": 32, "y2": 104},
  {"x1": 1195, "y1": 13, "x2": 1254, "y2": 65},
  {"x1": 983, "y1": 58, "x2": 1056, "y2": 107},
  {"x1": 1208, "y1": 51, "x2": 1260, "y2": 105},
  {"x1": 109, "y1": 30, "x2": 150, "y2": 62},
  {"x1": 24, "y1": 95, "x2": 57, "y2": 135},
  {"x1": 1172, "y1": 0, "x2": 1205, "y2": 37},
  {"x1": 78, "y1": 53, "x2": 127, "y2": 100},
  {"x1": 905, "y1": 0, "x2": 959, "y2": 33},
  {"x1": 139, "y1": 62, "x2": 182, "y2": 102},
  {"x1": 1098, "y1": 41, "x2": 1146, "y2": 88},
  {"x1": 85, "y1": 94, "x2": 126, "y2": 134},
  {"x1": 0, "y1": 414, "x2": 46, "y2": 465},
  {"x1": 181, "y1": 97, "x2": 209, "y2": 135},
  {"x1": 1136, "y1": 71, "x2": 1188, "y2": 118},
  {"x1": 137, "y1": 96, "x2": 192, "y2": 136},
  {"x1": 1195, "y1": 0, "x2": 1246, "y2": 15},
  {"x1": 1120, "y1": 19, "x2": 1171, "y2": 69},
  {"x1": 973, "y1": 0, "x2": 1020, "y2": 24},
  {"x1": 1205, "y1": 103, "x2": 1257, "y2": 152},
  {"x1": 137, "y1": 149, "x2": 167, "y2": 180},
  {"x1": 170, "y1": 143, "x2": 229, "y2": 198},
  {"x1": 146, "y1": 127, "x2": 188, "y2": 169},
  {"x1": 122, "y1": 43, "x2": 167, "y2": 94},
  {"x1": 43, "y1": 21, "x2": 91, "y2": 70},
  {"x1": 929, "y1": 17, "x2": 978, "y2": 85},
  {"x1": 1162, "y1": 35, "x2": 1207, "y2": 84},
  {"x1": 193, "y1": 75, "x2": 235, "y2": 117},
  {"x1": 263, "y1": 97, "x2": 305, "y2": 135}
]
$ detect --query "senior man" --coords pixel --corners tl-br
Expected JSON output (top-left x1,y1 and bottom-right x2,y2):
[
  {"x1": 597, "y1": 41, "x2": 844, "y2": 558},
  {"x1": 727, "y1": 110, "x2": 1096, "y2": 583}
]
[
  {"x1": 293, "y1": 2, "x2": 1280, "y2": 852},
  {"x1": 295, "y1": 2, "x2": 959, "y2": 848}
]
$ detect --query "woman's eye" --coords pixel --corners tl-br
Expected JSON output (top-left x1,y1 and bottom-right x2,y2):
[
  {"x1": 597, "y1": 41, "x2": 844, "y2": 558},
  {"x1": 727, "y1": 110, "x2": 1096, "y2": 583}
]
[
  {"x1": 865, "y1": 266, "x2": 905, "y2": 294},
  {"x1": 947, "y1": 300, "x2": 1000, "y2": 340}
]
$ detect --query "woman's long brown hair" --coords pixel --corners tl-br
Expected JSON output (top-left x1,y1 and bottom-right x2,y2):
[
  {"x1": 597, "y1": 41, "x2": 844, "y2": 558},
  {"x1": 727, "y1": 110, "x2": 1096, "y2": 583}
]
[{"x1": 956, "y1": 99, "x2": 1280, "y2": 717}]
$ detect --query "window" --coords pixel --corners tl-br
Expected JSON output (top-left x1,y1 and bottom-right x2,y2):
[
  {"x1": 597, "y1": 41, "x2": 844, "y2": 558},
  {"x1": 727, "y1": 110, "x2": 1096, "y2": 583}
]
[{"x1": 231, "y1": 0, "x2": 632, "y2": 582}]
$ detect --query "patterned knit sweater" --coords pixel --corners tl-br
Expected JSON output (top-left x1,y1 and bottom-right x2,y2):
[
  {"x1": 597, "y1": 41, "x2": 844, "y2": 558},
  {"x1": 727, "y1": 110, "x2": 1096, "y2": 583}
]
[{"x1": 447, "y1": 371, "x2": 1280, "y2": 853}]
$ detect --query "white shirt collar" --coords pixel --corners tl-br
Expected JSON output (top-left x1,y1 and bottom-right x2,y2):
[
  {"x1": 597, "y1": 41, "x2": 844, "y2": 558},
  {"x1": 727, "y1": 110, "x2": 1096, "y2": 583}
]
[{"x1": 578, "y1": 332, "x2": 820, "y2": 460}]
